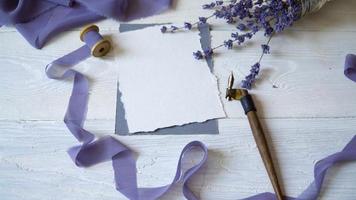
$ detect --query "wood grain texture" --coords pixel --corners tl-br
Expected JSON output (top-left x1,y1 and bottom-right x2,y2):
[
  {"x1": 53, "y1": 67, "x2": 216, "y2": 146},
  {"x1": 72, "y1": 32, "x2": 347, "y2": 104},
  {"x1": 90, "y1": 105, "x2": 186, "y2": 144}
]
[
  {"x1": 0, "y1": 0, "x2": 356, "y2": 199},
  {"x1": 0, "y1": 119, "x2": 355, "y2": 200}
]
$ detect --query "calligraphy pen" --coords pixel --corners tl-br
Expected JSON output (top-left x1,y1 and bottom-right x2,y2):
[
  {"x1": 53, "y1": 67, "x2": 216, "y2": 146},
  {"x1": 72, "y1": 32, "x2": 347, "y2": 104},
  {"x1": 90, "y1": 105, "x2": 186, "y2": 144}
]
[{"x1": 225, "y1": 72, "x2": 284, "y2": 200}]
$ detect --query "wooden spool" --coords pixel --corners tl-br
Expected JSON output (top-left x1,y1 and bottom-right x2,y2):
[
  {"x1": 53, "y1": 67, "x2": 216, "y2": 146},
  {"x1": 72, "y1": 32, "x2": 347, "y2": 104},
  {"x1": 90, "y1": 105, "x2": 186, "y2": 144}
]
[{"x1": 80, "y1": 24, "x2": 111, "y2": 57}]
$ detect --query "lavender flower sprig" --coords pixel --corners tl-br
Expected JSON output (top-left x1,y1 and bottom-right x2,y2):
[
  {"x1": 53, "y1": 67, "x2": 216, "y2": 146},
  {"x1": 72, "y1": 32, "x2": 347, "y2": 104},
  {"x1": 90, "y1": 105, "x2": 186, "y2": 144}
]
[
  {"x1": 241, "y1": 33, "x2": 273, "y2": 89},
  {"x1": 160, "y1": 14, "x2": 216, "y2": 33},
  {"x1": 161, "y1": 0, "x2": 303, "y2": 89}
]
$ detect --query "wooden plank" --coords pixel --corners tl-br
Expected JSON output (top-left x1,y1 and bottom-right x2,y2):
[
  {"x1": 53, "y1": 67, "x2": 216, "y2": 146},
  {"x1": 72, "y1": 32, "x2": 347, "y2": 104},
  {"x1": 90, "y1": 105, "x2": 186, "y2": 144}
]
[
  {"x1": 213, "y1": 28, "x2": 356, "y2": 118},
  {"x1": 0, "y1": 119, "x2": 355, "y2": 200},
  {"x1": 0, "y1": 29, "x2": 118, "y2": 121},
  {"x1": 1, "y1": 26, "x2": 356, "y2": 120}
]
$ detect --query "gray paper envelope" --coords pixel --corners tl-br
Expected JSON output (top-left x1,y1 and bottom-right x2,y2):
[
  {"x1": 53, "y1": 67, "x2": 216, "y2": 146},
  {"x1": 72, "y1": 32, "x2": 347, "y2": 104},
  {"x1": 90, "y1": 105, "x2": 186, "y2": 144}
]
[{"x1": 115, "y1": 23, "x2": 219, "y2": 135}]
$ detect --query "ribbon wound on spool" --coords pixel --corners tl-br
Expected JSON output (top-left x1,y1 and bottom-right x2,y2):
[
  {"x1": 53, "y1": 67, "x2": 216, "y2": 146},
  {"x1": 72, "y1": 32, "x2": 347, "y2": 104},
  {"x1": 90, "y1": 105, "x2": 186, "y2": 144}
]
[{"x1": 80, "y1": 25, "x2": 111, "y2": 57}]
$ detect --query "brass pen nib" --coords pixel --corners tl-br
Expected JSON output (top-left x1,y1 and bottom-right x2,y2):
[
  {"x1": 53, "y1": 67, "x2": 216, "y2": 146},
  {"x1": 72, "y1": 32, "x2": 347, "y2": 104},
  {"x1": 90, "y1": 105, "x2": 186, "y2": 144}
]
[
  {"x1": 228, "y1": 72, "x2": 234, "y2": 90},
  {"x1": 225, "y1": 72, "x2": 244, "y2": 101},
  {"x1": 226, "y1": 72, "x2": 235, "y2": 101}
]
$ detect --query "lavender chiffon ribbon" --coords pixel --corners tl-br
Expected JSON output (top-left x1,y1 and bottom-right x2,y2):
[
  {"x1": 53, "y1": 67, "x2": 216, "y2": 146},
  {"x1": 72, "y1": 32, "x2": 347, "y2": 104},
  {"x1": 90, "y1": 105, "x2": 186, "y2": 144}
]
[
  {"x1": 0, "y1": 0, "x2": 172, "y2": 48},
  {"x1": 46, "y1": 35, "x2": 356, "y2": 199},
  {"x1": 243, "y1": 135, "x2": 356, "y2": 200},
  {"x1": 45, "y1": 42, "x2": 208, "y2": 200},
  {"x1": 345, "y1": 54, "x2": 356, "y2": 82}
]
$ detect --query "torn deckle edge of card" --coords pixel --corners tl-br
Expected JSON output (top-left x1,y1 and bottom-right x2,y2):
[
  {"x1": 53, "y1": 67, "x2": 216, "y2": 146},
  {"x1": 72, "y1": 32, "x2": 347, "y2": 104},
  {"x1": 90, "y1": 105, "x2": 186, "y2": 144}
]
[{"x1": 113, "y1": 26, "x2": 225, "y2": 133}]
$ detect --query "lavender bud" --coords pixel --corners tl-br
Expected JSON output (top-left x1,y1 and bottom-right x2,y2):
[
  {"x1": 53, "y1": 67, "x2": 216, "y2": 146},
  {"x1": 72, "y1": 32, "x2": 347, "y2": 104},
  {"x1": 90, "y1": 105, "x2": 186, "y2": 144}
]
[
  {"x1": 160, "y1": 26, "x2": 167, "y2": 33},
  {"x1": 246, "y1": 20, "x2": 255, "y2": 28},
  {"x1": 193, "y1": 51, "x2": 204, "y2": 60},
  {"x1": 216, "y1": 0, "x2": 223, "y2": 6},
  {"x1": 255, "y1": 0, "x2": 263, "y2": 6},
  {"x1": 251, "y1": 26, "x2": 259, "y2": 34},
  {"x1": 231, "y1": 32, "x2": 239, "y2": 39},
  {"x1": 250, "y1": 62, "x2": 260, "y2": 74},
  {"x1": 264, "y1": 27, "x2": 274, "y2": 36},
  {"x1": 202, "y1": 2, "x2": 216, "y2": 9},
  {"x1": 245, "y1": 32, "x2": 253, "y2": 39},
  {"x1": 261, "y1": 44, "x2": 270, "y2": 54},
  {"x1": 224, "y1": 40, "x2": 234, "y2": 49},
  {"x1": 184, "y1": 22, "x2": 192, "y2": 30},
  {"x1": 214, "y1": 10, "x2": 224, "y2": 18},
  {"x1": 241, "y1": 80, "x2": 252, "y2": 90},
  {"x1": 202, "y1": 4, "x2": 210, "y2": 9},
  {"x1": 241, "y1": 62, "x2": 260, "y2": 90},
  {"x1": 204, "y1": 49, "x2": 214, "y2": 58},
  {"x1": 170, "y1": 25, "x2": 178, "y2": 31},
  {"x1": 237, "y1": 35, "x2": 245, "y2": 44},
  {"x1": 226, "y1": 17, "x2": 235, "y2": 24},
  {"x1": 199, "y1": 17, "x2": 207, "y2": 24},
  {"x1": 237, "y1": 23, "x2": 247, "y2": 31}
]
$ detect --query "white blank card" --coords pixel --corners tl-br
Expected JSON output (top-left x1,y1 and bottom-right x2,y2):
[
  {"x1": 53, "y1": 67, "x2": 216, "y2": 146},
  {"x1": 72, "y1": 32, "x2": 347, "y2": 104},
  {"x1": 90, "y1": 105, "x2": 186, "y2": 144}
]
[{"x1": 113, "y1": 26, "x2": 225, "y2": 133}]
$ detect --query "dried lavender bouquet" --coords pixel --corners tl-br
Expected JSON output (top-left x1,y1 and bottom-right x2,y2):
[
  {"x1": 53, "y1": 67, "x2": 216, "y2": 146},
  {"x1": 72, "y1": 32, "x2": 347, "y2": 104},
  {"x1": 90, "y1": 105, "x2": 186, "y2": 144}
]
[{"x1": 161, "y1": 0, "x2": 331, "y2": 89}]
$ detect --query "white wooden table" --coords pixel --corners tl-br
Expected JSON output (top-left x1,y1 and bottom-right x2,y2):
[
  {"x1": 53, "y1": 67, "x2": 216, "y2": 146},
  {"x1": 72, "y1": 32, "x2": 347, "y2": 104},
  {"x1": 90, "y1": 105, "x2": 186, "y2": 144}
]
[{"x1": 1, "y1": 0, "x2": 356, "y2": 199}]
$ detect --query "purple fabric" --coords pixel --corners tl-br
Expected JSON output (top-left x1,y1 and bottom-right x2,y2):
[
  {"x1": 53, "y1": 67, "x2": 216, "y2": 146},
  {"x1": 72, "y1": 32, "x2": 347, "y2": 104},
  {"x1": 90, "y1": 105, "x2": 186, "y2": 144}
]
[
  {"x1": 46, "y1": 0, "x2": 74, "y2": 7},
  {"x1": 0, "y1": 1, "x2": 56, "y2": 25},
  {"x1": 0, "y1": 0, "x2": 172, "y2": 48},
  {"x1": 345, "y1": 54, "x2": 356, "y2": 82}
]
